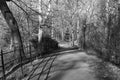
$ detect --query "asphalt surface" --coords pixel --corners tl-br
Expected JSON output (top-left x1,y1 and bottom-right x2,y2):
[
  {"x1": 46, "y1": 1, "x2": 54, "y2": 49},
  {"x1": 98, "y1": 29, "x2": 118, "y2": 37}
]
[
  {"x1": 48, "y1": 52, "x2": 97, "y2": 80},
  {"x1": 22, "y1": 50, "x2": 120, "y2": 80}
]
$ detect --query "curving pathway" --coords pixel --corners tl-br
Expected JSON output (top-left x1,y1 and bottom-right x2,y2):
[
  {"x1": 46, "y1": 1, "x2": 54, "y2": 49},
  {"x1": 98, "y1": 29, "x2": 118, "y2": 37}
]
[
  {"x1": 48, "y1": 52, "x2": 97, "y2": 80},
  {"x1": 23, "y1": 50, "x2": 120, "y2": 80},
  {"x1": 48, "y1": 51, "x2": 120, "y2": 80}
]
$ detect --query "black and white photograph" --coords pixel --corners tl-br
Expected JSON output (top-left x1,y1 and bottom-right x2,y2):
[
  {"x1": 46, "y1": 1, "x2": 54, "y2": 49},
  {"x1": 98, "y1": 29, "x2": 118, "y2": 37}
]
[{"x1": 0, "y1": 0, "x2": 120, "y2": 80}]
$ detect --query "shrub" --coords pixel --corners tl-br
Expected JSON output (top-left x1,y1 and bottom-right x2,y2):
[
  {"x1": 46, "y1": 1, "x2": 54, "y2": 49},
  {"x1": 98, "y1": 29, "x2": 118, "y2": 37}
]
[{"x1": 30, "y1": 35, "x2": 59, "y2": 56}]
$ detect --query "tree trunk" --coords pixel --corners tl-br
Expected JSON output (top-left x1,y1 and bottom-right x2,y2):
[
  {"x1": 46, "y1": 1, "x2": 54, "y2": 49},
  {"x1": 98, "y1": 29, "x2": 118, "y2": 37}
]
[
  {"x1": 0, "y1": 0, "x2": 25, "y2": 58},
  {"x1": 38, "y1": 27, "x2": 43, "y2": 42},
  {"x1": 72, "y1": 29, "x2": 74, "y2": 47},
  {"x1": 61, "y1": 30, "x2": 64, "y2": 41},
  {"x1": 9, "y1": 36, "x2": 14, "y2": 49},
  {"x1": 77, "y1": 18, "x2": 82, "y2": 47},
  {"x1": 76, "y1": 19, "x2": 80, "y2": 46},
  {"x1": 38, "y1": 0, "x2": 43, "y2": 43},
  {"x1": 82, "y1": 25, "x2": 86, "y2": 49},
  {"x1": 51, "y1": 27, "x2": 54, "y2": 38},
  {"x1": 106, "y1": 15, "x2": 111, "y2": 59}
]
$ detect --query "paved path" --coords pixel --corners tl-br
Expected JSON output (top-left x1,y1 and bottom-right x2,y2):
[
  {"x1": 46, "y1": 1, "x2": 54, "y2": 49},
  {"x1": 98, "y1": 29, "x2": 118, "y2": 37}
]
[
  {"x1": 48, "y1": 51, "x2": 120, "y2": 80},
  {"x1": 48, "y1": 52, "x2": 97, "y2": 80},
  {"x1": 23, "y1": 50, "x2": 120, "y2": 80}
]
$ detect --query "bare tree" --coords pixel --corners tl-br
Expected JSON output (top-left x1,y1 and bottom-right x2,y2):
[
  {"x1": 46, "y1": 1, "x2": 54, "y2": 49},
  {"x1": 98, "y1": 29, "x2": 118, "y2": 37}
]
[{"x1": 0, "y1": 0, "x2": 25, "y2": 58}]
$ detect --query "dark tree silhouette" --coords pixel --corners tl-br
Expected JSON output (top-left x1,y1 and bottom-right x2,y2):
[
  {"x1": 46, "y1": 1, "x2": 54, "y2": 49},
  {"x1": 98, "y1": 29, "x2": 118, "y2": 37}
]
[{"x1": 0, "y1": 0, "x2": 25, "y2": 58}]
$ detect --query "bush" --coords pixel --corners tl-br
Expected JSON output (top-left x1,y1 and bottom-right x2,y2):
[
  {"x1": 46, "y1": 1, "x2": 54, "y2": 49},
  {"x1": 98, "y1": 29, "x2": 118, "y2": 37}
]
[{"x1": 30, "y1": 35, "x2": 59, "y2": 56}]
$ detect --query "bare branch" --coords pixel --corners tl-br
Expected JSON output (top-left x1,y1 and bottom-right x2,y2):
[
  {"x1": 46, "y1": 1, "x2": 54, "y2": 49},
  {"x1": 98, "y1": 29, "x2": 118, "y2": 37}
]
[{"x1": 15, "y1": 0, "x2": 45, "y2": 17}]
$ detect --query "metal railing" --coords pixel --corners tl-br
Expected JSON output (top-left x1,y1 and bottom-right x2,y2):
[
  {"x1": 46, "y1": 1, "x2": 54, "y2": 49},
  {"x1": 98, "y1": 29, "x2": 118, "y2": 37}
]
[
  {"x1": 0, "y1": 45, "x2": 37, "y2": 80},
  {"x1": 0, "y1": 44, "x2": 79, "y2": 80}
]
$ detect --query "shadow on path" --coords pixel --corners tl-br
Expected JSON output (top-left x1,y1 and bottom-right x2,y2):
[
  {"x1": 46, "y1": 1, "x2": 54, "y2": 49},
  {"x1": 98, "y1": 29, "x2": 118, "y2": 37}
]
[{"x1": 48, "y1": 52, "x2": 97, "y2": 80}]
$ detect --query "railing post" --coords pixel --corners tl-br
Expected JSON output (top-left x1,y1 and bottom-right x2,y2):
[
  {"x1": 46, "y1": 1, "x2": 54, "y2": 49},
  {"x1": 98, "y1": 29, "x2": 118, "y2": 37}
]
[
  {"x1": 19, "y1": 47, "x2": 24, "y2": 75},
  {"x1": 29, "y1": 45, "x2": 33, "y2": 66},
  {"x1": 29, "y1": 45, "x2": 31, "y2": 58},
  {"x1": 1, "y1": 49, "x2": 6, "y2": 80},
  {"x1": 14, "y1": 47, "x2": 16, "y2": 64}
]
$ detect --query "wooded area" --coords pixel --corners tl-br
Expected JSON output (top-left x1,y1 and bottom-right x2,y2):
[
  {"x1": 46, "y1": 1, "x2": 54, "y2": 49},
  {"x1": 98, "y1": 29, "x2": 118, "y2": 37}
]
[{"x1": 0, "y1": 0, "x2": 120, "y2": 80}]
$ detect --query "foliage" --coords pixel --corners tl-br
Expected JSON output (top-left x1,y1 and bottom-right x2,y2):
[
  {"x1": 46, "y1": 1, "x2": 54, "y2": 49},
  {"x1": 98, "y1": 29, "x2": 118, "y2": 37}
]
[
  {"x1": 30, "y1": 35, "x2": 59, "y2": 56},
  {"x1": 1, "y1": 0, "x2": 120, "y2": 69}
]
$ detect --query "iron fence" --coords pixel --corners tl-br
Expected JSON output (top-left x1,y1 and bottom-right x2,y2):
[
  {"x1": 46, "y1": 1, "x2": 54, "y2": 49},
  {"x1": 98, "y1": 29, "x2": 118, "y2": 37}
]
[
  {"x1": 0, "y1": 44, "x2": 78, "y2": 80},
  {"x1": 0, "y1": 45, "x2": 37, "y2": 80}
]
